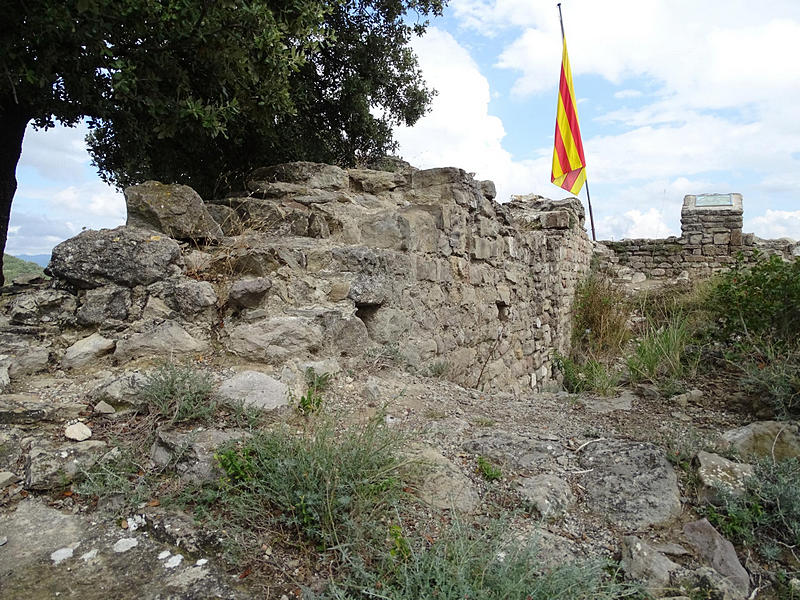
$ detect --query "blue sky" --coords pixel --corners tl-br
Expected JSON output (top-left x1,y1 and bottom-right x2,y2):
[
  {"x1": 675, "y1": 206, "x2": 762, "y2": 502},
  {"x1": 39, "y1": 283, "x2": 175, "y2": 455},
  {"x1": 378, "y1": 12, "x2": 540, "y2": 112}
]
[{"x1": 9, "y1": 0, "x2": 800, "y2": 256}]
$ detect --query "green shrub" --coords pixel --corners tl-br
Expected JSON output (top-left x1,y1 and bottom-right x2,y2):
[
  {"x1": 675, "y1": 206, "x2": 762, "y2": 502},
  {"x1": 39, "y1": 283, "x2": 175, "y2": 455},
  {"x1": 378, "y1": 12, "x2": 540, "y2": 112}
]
[
  {"x1": 554, "y1": 353, "x2": 620, "y2": 396},
  {"x1": 710, "y1": 253, "x2": 800, "y2": 344},
  {"x1": 140, "y1": 363, "x2": 215, "y2": 424},
  {"x1": 207, "y1": 414, "x2": 405, "y2": 553},
  {"x1": 477, "y1": 456, "x2": 502, "y2": 481},
  {"x1": 572, "y1": 274, "x2": 630, "y2": 357},
  {"x1": 703, "y1": 458, "x2": 800, "y2": 565},
  {"x1": 626, "y1": 314, "x2": 697, "y2": 384},
  {"x1": 76, "y1": 446, "x2": 155, "y2": 508},
  {"x1": 322, "y1": 518, "x2": 637, "y2": 600},
  {"x1": 739, "y1": 342, "x2": 800, "y2": 418}
]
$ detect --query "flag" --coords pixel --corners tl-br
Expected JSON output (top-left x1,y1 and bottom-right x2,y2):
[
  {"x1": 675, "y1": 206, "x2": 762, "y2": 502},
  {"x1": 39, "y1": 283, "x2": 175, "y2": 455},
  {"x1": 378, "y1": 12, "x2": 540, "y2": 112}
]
[{"x1": 551, "y1": 37, "x2": 586, "y2": 196}]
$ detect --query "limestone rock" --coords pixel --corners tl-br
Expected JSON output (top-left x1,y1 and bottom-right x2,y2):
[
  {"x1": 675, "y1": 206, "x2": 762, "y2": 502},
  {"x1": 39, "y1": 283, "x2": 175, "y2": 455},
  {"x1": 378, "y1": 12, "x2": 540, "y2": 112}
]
[
  {"x1": 585, "y1": 390, "x2": 634, "y2": 414},
  {"x1": 150, "y1": 429, "x2": 249, "y2": 483},
  {"x1": 48, "y1": 226, "x2": 184, "y2": 289},
  {"x1": 227, "y1": 277, "x2": 271, "y2": 309},
  {"x1": 679, "y1": 567, "x2": 747, "y2": 600},
  {"x1": 173, "y1": 279, "x2": 218, "y2": 315},
  {"x1": 721, "y1": 421, "x2": 800, "y2": 460},
  {"x1": 227, "y1": 317, "x2": 322, "y2": 363},
  {"x1": 7, "y1": 346, "x2": 50, "y2": 377},
  {"x1": 518, "y1": 474, "x2": 574, "y2": 519},
  {"x1": 249, "y1": 162, "x2": 348, "y2": 192},
  {"x1": 93, "y1": 400, "x2": 116, "y2": 414},
  {"x1": 463, "y1": 431, "x2": 562, "y2": 470},
  {"x1": 62, "y1": 333, "x2": 115, "y2": 369},
  {"x1": 205, "y1": 203, "x2": 242, "y2": 236},
  {"x1": 64, "y1": 422, "x2": 92, "y2": 441},
  {"x1": 25, "y1": 439, "x2": 107, "y2": 490},
  {"x1": 695, "y1": 451, "x2": 753, "y2": 503},
  {"x1": 0, "y1": 394, "x2": 55, "y2": 424},
  {"x1": 77, "y1": 285, "x2": 131, "y2": 326},
  {"x1": 114, "y1": 320, "x2": 206, "y2": 362},
  {"x1": 8, "y1": 288, "x2": 77, "y2": 325},
  {"x1": 214, "y1": 371, "x2": 289, "y2": 411},
  {"x1": 621, "y1": 536, "x2": 684, "y2": 597},
  {"x1": 0, "y1": 470, "x2": 21, "y2": 488},
  {"x1": 90, "y1": 370, "x2": 148, "y2": 407},
  {"x1": 579, "y1": 439, "x2": 681, "y2": 530},
  {"x1": 0, "y1": 362, "x2": 8, "y2": 393},
  {"x1": 349, "y1": 169, "x2": 407, "y2": 194},
  {"x1": 406, "y1": 444, "x2": 480, "y2": 513},
  {"x1": 125, "y1": 181, "x2": 223, "y2": 242},
  {"x1": 0, "y1": 499, "x2": 246, "y2": 599},
  {"x1": 683, "y1": 519, "x2": 749, "y2": 598}
]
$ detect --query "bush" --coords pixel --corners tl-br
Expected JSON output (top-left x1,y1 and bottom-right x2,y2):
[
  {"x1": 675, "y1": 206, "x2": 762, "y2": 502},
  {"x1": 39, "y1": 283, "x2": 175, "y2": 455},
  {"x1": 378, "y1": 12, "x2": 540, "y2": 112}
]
[
  {"x1": 322, "y1": 518, "x2": 637, "y2": 600},
  {"x1": 572, "y1": 274, "x2": 630, "y2": 357},
  {"x1": 554, "y1": 353, "x2": 620, "y2": 396},
  {"x1": 295, "y1": 367, "x2": 332, "y2": 415},
  {"x1": 704, "y1": 458, "x2": 800, "y2": 565},
  {"x1": 710, "y1": 253, "x2": 800, "y2": 344},
  {"x1": 206, "y1": 414, "x2": 405, "y2": 555},
  {"x1": 739, "y1": 342, "x2": 800, "y2": 418},
  {"x1": 140, "y1": 363, "x2": 215, "y2": 424},
  {"x1": 477, "y1": 456, "x2": 502, "y2": 481}
]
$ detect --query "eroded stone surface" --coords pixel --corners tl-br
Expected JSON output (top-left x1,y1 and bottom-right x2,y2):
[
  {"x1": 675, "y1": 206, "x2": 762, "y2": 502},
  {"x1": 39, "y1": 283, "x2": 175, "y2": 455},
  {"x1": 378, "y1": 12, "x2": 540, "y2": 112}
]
[
  {"x1": 214, "y1": 370, "x2": 289, "y2": 411},
  {"x1": 579, "y1": 439, "x2": 681, "y2": 530}
]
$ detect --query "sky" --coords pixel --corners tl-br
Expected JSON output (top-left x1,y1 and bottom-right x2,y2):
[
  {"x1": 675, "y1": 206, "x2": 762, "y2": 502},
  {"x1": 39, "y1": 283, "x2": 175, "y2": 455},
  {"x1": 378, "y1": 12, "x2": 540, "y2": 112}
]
[{"x1": 8, "y1": 0, "x2": 800, "y2": 256}]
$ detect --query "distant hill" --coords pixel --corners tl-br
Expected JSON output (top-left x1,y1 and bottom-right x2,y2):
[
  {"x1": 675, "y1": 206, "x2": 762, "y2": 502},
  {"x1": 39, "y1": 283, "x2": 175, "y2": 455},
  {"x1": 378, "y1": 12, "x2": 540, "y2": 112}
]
[
  {"x1": 3, "y1": 254, "x2": 45, "y2": 283},
  {"x1": 17, "y1": 254, "x2": 51, "y2": 267}
]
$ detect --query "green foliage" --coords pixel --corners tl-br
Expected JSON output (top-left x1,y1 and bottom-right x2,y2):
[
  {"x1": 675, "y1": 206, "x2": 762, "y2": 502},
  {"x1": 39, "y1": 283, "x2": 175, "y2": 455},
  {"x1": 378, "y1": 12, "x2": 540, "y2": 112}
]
[
  {"x1": 140, "y1": 363, "x2": 215, "y2": 425},
  {"x1": 626, "y1": 314, "x2": 698, "y2": 384},
  {"x1": 703, "y1": 458, "x2": 800, "y2": 566},
  {"x1": 322, "y1": 518, "x2": 637, "y2": 600},
  {"x1": 554, "y1": 353, "x2": 620, "y2": 396},
  {"x1": 710, "y1": 253, "x2": 800, "y2": 344},
  {"x1": 739, "y1": 342, "x2": 800, "y2": 418},
  {"x1": 477, "y1": 456, "x2": 502, "y2": 481},
  {"x1": 427, "y1": 361, "x2": 449, "y2": 378},
  {"x1": 2, "y1": 254, "x2": 44, "y2": 283},
  {"x1": 206, "y1": 414, "x2": 405, "y2": 553},
  {"x1": 76, "y1": 446, "x2": 155, "y2": 509},
  {"x1": 572, "y1": 274, "x2": 631, "y2": 357},
  {"x1": 295, "y1": 367, "x2": 332, "y2": 415}
]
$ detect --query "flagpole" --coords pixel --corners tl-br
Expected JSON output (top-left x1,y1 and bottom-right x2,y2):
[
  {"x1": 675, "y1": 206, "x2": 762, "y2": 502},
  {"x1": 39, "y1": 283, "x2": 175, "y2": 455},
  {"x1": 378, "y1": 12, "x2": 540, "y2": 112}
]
[{"x1": 557, "y1": 3, "x2": 597, "y2": 242}]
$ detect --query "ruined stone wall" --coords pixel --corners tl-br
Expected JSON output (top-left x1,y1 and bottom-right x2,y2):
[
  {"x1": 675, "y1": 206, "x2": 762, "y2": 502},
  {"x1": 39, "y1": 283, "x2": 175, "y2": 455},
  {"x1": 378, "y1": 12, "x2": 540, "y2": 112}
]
[
  {"x1": 2, "y1": 162, "x2": 592, "y2": 395},
  {"x1": 596, "y1": 194, "x2": 799, "y2": 284}
]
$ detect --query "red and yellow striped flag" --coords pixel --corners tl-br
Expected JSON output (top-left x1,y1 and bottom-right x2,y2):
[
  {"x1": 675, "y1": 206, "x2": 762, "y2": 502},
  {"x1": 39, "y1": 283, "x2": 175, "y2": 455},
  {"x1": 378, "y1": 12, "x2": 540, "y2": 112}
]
[{"x1": 551, "y1": 37, "x2": 586, "y2": 195}]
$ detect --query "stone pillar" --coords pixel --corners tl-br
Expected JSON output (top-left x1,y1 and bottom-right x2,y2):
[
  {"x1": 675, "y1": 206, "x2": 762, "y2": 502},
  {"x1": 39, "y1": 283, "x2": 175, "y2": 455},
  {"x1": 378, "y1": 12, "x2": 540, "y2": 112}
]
[{"x1": 681, "y1": 193, "x2": 743, "y2": 256}]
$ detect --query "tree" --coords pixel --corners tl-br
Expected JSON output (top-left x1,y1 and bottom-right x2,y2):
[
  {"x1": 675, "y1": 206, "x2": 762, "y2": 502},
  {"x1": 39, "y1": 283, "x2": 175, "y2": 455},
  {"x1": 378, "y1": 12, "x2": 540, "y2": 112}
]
[{"x1": 0, "y1": 0, "x2": 443, "y2": 286}]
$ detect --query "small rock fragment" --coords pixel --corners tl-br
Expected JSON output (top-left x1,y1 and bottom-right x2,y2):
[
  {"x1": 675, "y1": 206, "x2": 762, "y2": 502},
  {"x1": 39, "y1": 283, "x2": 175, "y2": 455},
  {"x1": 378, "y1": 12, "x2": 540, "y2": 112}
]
[
  {"x1": 112, "y1": 537, "x2": 139, "y2": 553},
  {"x1": 50, "y1": 547, "x2": 75, "y2": 564},
  {"x1": 93, "y1": 400, "x2": 116, "y2": 414},
  {"x1": 0, "y1": 470, "x2": 21, "y2": 488},
  {"x1": 64, "y1": 422, "x2": 92, "y2": 442},
  {"x1": 164, "y1": 554, "x2": 184, "y2": 568}
]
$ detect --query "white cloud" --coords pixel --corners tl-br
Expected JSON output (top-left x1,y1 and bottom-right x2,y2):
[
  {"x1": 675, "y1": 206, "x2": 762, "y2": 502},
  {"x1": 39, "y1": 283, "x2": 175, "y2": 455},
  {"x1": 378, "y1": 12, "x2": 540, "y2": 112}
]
[
  {"x1": 5, "y1": 212, "x2": 83, "y2": 256},
  {"x1": 614, "y1": 89, "x2": 642, "y2": 99},
  {"x1": 747, "y1": 210, "x2": 800, "y2": 241},
  {"x1": 600, "y1": 208, "x2": 672, "y2": 240},
  {"x1": 394, "y1": 28, "x2": 553, "y2": 201},
  {"x1": 20, "y1": 123, "x2": 94, "y2": 182}
]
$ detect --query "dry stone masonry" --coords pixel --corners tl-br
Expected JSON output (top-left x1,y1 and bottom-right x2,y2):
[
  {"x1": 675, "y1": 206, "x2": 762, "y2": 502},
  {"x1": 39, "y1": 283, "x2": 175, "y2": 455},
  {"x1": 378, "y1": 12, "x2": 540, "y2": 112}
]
[
  {"x1": 597, "y1": 192, "x2": 800, "y2": 283},
  {"x1": 1, "y1": 162, "x2": 591, "y2": 395}
]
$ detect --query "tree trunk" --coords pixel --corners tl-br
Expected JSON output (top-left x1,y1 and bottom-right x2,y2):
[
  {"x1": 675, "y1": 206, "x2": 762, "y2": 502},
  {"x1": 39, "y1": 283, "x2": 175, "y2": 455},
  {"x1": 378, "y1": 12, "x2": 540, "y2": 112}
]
[{"x1": 0, "y1": 108, "x2": 31, "y2": 287}]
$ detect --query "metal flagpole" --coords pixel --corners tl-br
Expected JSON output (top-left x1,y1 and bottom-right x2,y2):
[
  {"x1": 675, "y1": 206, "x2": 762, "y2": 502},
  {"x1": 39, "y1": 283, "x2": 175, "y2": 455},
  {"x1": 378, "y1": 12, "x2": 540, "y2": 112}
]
[{"x1": 557, "y1": 3, "x2": 597, "y2": 242}]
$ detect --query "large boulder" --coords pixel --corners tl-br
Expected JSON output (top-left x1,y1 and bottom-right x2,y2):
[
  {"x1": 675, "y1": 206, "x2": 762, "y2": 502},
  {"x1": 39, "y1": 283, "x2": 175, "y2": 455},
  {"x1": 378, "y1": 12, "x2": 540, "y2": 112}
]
[
  {"x1": 114, "y1": 320, "x2": 206, "y2": 362},
  {"x1": 125, "y1": 181, "x2": 223, "y2": 242},
  {"x1": 721, "y1": 421, "x2": 800, "y2": 461},
  {"x1": 226, "y1": 317, "x2": 323, "y2": 363},
  {"x1": 578, "y1": 439, "x2": 681, "y2": 530},
  {"x1": 47, "y1": 227, "x2": 184, "y2": 289},
  {"x1": 213, "y1": 371, "x2": 289, "y2": 411}
]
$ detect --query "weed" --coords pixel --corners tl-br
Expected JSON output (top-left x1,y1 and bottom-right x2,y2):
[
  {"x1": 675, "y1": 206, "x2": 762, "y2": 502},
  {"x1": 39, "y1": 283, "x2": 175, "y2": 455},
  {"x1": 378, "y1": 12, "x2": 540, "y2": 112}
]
[
  {"x1": 703, "y1": 457, "x2": 800, "y2": 566},
  {"x1": 76, "y1": 446, "x2": 155, "y2": 509},
  {"x1": 626, "y1": 314, "x2": 698, "y2": 384},
  {"x1": 477, "y1": 456, "x2": 502, "y2": 481},
  {"x1": 554, "y1": 353, "x2": 620, "y2": 396},
  {"x1": 738, "y1": 341, "x2": 800, "y2": 418},
  {"x1": 295, "y1": 368, "x2": 332, "y2": 415},
  {"x1": 388, "y1": 523, "x2": 411, "y2": 561},
  {"x1": 472, "y1": 417, "x2": 496, "y2": 428},
  {"x1": 572, "y1": 274, "x2": 631, "y2": 357},
  {"x1": 365, "y1": 342, "x2": 405, "y2": 370},
  {"x1": 322, "y1": 517, "x2": 639, "y2": 599},
  {"x1": 197, "y1": 413, "x2": 406, "y2": 556},
  {"x1": 140, "y1": 363, "x2": 215, "y2": 425},
  {"x1": 427, "y1": 361, "x2": 449, "y2": 378}
]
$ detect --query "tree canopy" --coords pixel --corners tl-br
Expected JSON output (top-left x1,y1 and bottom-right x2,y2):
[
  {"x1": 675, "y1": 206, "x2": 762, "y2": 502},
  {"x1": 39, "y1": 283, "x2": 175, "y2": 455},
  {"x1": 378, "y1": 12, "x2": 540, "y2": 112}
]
[{"x1": 0, "y1": 0, "x2": 444, "y2": 285}]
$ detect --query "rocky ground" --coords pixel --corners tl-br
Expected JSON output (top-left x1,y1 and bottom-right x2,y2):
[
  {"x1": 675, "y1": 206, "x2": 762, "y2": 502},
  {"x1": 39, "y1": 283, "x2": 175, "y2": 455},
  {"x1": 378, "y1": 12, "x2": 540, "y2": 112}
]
[{"x1": 2, "y1": 337, "x2": 798, "y2": 599}]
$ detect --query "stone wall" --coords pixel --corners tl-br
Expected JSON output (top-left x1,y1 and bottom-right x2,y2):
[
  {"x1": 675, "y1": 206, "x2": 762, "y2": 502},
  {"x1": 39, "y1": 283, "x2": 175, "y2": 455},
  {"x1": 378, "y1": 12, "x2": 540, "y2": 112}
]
[
  {"x1": 1, "y1": 162, "x2": 592, "y2": 395},
  {"x1": 597, "y1": 193, "x2": 799, "y2": 283}
]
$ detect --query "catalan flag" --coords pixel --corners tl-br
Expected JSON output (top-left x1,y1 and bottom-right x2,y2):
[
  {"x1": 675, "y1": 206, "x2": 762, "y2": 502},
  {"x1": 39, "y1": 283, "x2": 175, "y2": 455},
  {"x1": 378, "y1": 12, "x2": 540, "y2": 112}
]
[{"x1": 551, "y1": 37, "x2": 586, "y2": 196}]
